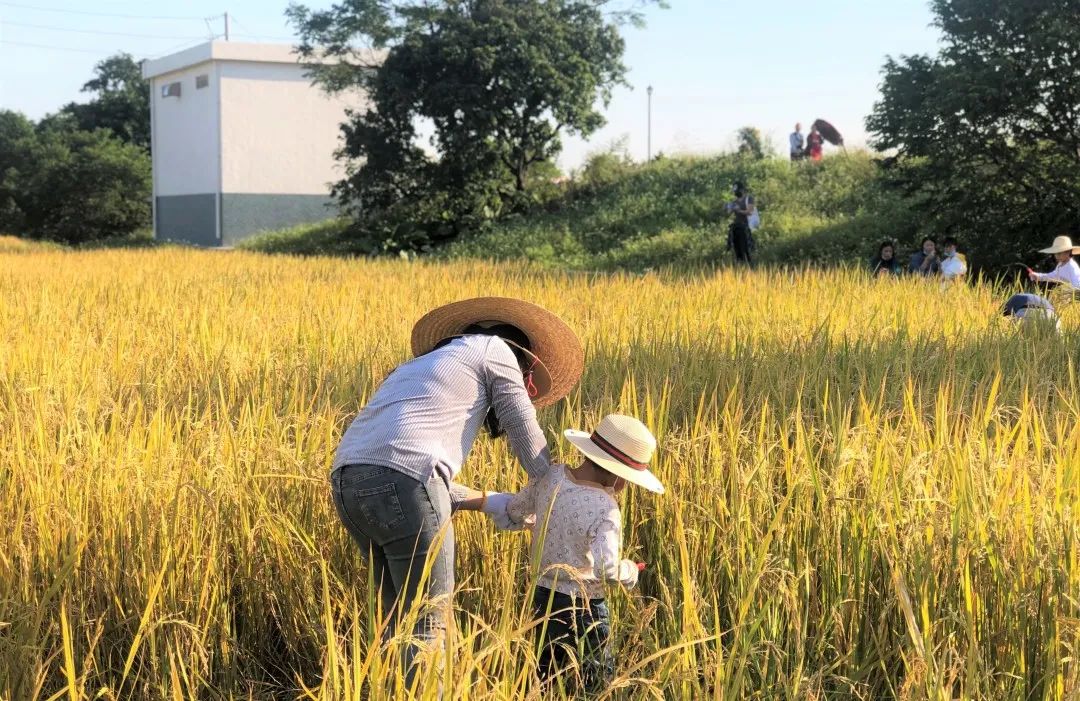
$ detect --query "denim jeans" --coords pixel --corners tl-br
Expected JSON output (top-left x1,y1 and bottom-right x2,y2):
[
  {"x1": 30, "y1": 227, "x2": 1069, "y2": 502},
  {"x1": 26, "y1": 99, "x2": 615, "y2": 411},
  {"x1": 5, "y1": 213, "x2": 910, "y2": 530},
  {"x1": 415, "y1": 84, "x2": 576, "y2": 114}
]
[
  {"x1": 331, "y1": 464, "x2": 454, "y2": 692},
  {"x1": 533, "y1": 586, "x2": 614, "y2": 695}
]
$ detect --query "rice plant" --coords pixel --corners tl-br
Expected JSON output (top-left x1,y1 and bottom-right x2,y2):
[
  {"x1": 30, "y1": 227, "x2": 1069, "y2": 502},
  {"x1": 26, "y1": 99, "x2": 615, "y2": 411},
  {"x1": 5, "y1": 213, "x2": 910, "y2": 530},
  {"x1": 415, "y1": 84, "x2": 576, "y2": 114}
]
[{"x1": 0, "y1": 248, "x2": 1076, "y2": 699}]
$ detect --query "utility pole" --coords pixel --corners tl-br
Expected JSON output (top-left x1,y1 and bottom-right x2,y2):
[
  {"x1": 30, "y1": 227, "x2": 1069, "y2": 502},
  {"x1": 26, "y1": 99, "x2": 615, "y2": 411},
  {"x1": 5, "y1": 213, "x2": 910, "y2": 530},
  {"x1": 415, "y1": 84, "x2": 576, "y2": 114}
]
[
  {"x1": 646, "y1": 85, "x2": 653, "y2": 162},
  {"x1": 224, "y1": 12, "x2": 230, "y2": 41}
]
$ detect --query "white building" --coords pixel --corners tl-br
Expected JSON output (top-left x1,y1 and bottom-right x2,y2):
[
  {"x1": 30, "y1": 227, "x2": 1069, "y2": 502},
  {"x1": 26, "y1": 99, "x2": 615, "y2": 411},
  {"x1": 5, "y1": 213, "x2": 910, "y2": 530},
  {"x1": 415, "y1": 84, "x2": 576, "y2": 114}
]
[{"x1": 142, "y1": 41, "x2": 367, "y2": 246}]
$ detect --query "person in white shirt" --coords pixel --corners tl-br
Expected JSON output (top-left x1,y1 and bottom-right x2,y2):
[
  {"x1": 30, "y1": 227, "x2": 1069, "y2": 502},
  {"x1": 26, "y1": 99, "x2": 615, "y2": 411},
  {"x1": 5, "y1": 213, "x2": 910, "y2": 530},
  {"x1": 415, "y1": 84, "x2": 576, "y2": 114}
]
[
  {"x1": 1028, "y1": 235, "x2": 1080, "y2": 290},
  {"x1": 939, "y1": 237, "x2": 968, "y2": 281},
  {"x1": 496, "y1": 414, "x2": 663, "y2": 694},
  {"x1": 789, "y1": 123, "x2": 805, "y2": 161}
]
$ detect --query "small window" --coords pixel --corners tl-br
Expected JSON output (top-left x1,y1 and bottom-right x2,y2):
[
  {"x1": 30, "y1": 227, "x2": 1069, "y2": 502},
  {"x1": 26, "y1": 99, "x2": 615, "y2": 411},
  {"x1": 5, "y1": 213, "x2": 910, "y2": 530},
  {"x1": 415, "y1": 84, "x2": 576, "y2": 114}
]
[
  {"x1": 195, "y1": 74, "x2": 209, "y2": 89},
  {"x1": 161, "y1": 81, "x2": 181, "y2": 98}
]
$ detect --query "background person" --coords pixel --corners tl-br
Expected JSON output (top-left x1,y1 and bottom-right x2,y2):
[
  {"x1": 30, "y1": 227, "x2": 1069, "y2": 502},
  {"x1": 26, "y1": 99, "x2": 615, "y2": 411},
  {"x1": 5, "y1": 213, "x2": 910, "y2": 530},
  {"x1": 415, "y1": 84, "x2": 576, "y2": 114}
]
[
  {"x1": 806, "y1": 124, "x2": 824, "y2": 162},
  {"x1": 1028, "y1": 235, "x2": 1080, "y2": 290},
  {"x1": 725, "y1": 181, "x2": 756, "y2": 267},
  {"x1": 330, "y1": 297, "x2": 583, "y2": 692},
  {"x1": 939, "y1": 237, "x2": 968, "y2": 281},
  {"x1": 1002, "y1": 292, "x2": 1060, "y2": 332},
  {"x1": 909, "y1": 237, "x2": 941, "y2": 276},
  {"x1": 870, "y1": 240, "x2": 901, "y2": 276},
  {"x1": 789, "y1": 123, "x2": 805, "y2": 162}
]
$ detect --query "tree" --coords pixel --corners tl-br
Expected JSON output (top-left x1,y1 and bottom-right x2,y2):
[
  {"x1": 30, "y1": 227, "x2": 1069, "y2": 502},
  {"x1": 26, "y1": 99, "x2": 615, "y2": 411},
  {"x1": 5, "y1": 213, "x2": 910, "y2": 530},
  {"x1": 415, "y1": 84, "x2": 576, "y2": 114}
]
[
  {"x1": 0, "y1": 110, "x2": 151, "y2": 243},
  {"x1": 287, "y1": 0, "x2": 664, "y2": 251},
  {"x1": 736, "y1": 126, "x2": 767, "y2": 160},
  {"x1": 866, "y1": 0, "x2": 1080, "y2": 270},
  {"x1": 46, "y1": 53, "x2": 151, "y2": 151},
  {"x1": 0, "y1": 111, "x2": 38, "y2": 232}
]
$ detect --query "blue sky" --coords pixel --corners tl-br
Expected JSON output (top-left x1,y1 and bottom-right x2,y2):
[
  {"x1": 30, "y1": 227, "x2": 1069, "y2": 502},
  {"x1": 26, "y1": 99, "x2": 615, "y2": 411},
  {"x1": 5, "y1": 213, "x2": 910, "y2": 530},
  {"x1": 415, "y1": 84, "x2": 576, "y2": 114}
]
[{"x1": 0, "y1": 0, "x2": 941, "y2": 169}]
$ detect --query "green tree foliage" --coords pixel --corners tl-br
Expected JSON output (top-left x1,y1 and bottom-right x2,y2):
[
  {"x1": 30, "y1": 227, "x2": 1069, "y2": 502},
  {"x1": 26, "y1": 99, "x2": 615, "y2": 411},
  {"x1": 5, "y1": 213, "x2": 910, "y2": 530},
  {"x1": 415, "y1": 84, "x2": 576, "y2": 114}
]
[
  {"x1": 0, "y1": 110, "x2": 150, "y2": 243},
  {"x1": 45, "y1": 53, "x2": 151, "y2": 151},
  {"x1": 866, "y1": 0, "x2": 1080, "y2": 270},
  {"x1": 736, "y1": 126, "x2": 767, "y2": 160},
  {"x1": 0, "y1": 111, "x2": 37, "y2": 232},
  {"x1": 287, "y1": 0, "x2": 664, "y2": 252}
]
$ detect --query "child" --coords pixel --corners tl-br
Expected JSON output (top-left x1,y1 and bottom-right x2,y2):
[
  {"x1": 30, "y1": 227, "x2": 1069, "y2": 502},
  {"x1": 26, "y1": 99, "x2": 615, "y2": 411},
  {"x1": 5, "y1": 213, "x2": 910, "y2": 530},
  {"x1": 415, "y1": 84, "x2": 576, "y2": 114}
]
[
  {"x1": 497, "y1": 414, "x2": 663, "y2": 693},
  {"x1": 939, "y1": 237, "x2": 968, "y2": 281},
  {"x1": 1028, "y1": 235, "x2": 1080, "y2": 290}
]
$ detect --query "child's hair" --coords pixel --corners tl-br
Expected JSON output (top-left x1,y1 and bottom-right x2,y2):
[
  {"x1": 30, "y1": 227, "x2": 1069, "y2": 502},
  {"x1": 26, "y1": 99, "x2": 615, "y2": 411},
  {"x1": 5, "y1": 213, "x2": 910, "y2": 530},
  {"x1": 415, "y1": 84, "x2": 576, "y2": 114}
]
[
  {"x1": 942, "y1": 236, "x2": 958, "y2": 248},
  {"x1": 921, "y1": 236, "x2": 937, "y2": 247},
  {"x1": 878, "y1": 240, "x2": 895, "y2": 255}
]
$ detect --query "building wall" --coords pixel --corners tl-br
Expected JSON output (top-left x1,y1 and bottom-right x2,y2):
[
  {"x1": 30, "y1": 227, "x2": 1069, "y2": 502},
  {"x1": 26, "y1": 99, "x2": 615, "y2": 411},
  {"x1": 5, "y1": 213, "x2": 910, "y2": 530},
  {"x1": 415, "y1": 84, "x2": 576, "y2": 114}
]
[
  {"x1": 151, "y1": 62, "x2": 220, "y2": 197},
  {"x1": 219, "y1": 61, "x2": 360, "y2": 195},
  {"x1": 144, "y1": 42, "x2": 373, "y2": 246},
  {"x1": 219, "y1": 194, "x2": 336, "y2": 246}
]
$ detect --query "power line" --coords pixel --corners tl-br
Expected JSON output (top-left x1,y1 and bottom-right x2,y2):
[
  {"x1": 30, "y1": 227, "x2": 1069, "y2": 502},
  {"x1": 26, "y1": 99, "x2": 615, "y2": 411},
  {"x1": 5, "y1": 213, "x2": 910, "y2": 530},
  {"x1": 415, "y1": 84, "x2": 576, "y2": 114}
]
[
  {"x1": 228, "y1": 15, "x2": 295, "y2": 43},
  {"x1": 2, "y1": 19, "x2": 204, "y2": 40},
  {"x1": 0, "y1": 1, "x2": 203, "y2": 21}
]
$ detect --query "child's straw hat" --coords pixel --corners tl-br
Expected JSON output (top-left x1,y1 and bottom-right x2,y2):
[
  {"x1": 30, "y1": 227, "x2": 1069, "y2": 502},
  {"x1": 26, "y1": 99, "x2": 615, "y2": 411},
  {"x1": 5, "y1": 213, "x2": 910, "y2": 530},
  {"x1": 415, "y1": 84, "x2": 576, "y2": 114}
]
[{"x1": 564, "y1": 414, "x2": 664, "y2": 493}]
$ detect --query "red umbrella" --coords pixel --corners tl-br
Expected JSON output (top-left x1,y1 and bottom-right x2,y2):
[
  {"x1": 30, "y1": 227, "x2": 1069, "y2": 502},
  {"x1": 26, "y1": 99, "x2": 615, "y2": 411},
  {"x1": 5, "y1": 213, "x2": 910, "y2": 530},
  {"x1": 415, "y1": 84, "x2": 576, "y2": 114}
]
[{"x1": 812, "y1": 119, "x2": 844, "y2": 146}]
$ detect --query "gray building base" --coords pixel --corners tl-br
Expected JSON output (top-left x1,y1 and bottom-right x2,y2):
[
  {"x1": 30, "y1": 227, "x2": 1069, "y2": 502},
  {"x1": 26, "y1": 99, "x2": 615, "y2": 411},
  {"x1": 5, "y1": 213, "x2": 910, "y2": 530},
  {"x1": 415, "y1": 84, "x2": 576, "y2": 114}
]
[{"x1": 155, "y1": 193, "x2": 338, "y2": 247}]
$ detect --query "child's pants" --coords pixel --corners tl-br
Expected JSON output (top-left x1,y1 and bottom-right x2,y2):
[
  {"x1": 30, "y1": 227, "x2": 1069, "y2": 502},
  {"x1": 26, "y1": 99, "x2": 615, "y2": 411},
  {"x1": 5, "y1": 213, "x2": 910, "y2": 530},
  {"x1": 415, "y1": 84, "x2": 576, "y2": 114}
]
[{"x1": 533, "y1": 586, "x2": 614, "y2": 693}]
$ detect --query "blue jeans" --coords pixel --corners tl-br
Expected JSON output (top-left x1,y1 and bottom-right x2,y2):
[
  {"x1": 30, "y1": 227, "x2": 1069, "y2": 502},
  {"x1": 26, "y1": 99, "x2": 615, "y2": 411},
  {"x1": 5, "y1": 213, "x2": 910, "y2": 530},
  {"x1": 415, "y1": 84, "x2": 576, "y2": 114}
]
[
  {"x1": 533, "y1": 586, "x2": 614, "y2": 694},
  {"x1": 331, "y1": 464, "x2": 454, "y2": 691}
]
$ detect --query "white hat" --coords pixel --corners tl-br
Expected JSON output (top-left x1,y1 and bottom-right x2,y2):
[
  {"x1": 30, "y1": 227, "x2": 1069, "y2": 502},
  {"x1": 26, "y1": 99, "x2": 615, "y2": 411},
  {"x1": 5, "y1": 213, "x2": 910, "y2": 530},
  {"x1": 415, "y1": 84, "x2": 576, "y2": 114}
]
[
  {"x1": 564, "y1": 415, "x2": 663, "y2": 494},
  {"x1": 1038, "y1": 236, "x2": 1080, "y2": 255}
]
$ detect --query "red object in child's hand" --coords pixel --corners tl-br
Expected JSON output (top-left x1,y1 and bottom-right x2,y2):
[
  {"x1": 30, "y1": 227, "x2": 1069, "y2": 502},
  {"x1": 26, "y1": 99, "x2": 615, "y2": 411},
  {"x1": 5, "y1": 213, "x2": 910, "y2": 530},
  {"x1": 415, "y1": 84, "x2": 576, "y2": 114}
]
[{"x1": 636, "y1": 562, "x2": 647, "y2": 572}]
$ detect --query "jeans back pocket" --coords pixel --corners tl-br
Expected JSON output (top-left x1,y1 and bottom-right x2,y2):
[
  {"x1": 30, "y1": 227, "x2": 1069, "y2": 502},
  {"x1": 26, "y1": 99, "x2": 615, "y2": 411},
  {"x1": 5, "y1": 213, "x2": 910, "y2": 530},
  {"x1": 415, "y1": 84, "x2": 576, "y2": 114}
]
[{"x1": 352, "y1": 482, "x2": 408, "y2": 531}]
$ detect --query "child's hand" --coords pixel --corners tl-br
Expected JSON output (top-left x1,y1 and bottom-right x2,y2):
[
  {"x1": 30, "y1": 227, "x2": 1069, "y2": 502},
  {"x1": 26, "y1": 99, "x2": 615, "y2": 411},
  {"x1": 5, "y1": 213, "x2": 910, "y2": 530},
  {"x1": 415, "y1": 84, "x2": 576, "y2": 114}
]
[{"x1": 636, "y1": 562, "x2": 647, "y2": 572}]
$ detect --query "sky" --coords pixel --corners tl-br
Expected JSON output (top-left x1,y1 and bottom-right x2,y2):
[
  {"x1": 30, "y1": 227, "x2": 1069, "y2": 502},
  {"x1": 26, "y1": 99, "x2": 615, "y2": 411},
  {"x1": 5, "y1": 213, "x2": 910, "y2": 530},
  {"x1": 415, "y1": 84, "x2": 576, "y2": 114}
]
[{"x1": 0, "y1": 0, "x2": 943, "y2": 169}]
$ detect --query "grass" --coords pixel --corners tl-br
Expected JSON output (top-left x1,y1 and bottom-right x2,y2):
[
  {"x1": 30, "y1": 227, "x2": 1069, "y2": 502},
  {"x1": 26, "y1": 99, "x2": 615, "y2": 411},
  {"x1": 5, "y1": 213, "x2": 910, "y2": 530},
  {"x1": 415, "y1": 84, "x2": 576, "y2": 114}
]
[
  {"x1": 0, "y1": 248, "x2": 1077, "y2": 699},
  {"x1": 240, "y1": 152, "x2": 918, "y2": 272}
]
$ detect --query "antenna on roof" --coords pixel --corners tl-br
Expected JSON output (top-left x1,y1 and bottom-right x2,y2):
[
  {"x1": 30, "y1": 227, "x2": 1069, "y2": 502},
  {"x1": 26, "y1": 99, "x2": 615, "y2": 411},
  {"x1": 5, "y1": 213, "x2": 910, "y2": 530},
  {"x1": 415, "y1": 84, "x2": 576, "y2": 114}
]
[{"x1": 204, "y1": 13, "x2": 230, "y2": 41}]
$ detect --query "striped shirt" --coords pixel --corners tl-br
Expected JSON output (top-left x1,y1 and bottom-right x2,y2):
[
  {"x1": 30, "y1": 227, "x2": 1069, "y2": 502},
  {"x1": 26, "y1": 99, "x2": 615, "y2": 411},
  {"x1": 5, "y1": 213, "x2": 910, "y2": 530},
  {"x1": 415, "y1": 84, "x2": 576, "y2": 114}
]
[{"x1": 332, "y1": 335, "x2": 550, "y2": 487}]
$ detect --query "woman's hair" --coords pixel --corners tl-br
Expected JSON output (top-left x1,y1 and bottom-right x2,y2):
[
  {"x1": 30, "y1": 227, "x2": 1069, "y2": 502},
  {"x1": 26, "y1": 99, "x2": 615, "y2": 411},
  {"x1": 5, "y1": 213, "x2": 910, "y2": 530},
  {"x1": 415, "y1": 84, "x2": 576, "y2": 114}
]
[
  {"x1": 942, "y1": 236, "x2": 958, "y2": 247},
  {"x1": 878, "y1": 240, "x2": 895, "y2": 256},
  {"x1": 921, "y1": 236, "x2": 937, "y2": 247},
  {"x1": 460, "y1": 323, "x2": 532, "y2": 368}
]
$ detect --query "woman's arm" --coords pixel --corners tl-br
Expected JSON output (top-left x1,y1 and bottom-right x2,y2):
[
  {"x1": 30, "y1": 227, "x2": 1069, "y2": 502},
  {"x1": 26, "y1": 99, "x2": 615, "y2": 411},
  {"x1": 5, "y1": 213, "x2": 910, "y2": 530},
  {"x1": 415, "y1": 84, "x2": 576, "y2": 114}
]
[
  {"x1": 450, "y1": 483, "x2": 487, "y2": 511},
  {"x1": 485, "y1": 338, "x2": 553, "y2": 479}
]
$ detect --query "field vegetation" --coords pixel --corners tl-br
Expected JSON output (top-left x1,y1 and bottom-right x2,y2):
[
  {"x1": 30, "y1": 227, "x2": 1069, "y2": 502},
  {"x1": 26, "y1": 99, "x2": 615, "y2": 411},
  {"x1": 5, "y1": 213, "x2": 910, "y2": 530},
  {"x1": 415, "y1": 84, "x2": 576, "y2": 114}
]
[{"x1": 1, "y1": 248, "x2": 1077, "y2": 699}]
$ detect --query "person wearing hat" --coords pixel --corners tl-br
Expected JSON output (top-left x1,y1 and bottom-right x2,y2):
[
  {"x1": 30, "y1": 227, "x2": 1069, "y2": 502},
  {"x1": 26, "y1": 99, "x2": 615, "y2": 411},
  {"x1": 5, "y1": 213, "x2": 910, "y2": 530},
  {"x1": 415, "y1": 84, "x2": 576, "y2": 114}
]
[
  {"x1": 1028, "y1": 235, "x2": 1080, "y2": 290},
  {"x1": 329, "y1": 297, "x2": 583, "y2": 690},
  {"x1": 497, "y1": 414, "x2": 662, "y2": 692}
]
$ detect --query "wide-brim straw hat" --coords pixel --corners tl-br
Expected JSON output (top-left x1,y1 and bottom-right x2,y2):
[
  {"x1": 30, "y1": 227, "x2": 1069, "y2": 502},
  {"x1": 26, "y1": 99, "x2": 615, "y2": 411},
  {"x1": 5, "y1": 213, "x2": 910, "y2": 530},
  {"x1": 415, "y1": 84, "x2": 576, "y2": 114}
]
[
  {"x1": 1038, "y1": 235, "x2": 1080, "y2": 254},
  {"x1": 564, "y1": 414, "x2": 664, "y2": 494},
  {"x1": 411, "y1": 297, "x2": 584, "y2": 409}
]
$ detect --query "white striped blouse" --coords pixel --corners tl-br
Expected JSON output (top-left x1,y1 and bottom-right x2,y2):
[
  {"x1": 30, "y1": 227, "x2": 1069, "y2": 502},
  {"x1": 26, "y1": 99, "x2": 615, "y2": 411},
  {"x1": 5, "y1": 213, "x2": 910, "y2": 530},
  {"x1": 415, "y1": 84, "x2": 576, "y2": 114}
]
[{"x1": 332, "y1": 335, "x2": 551, "y2": 488}]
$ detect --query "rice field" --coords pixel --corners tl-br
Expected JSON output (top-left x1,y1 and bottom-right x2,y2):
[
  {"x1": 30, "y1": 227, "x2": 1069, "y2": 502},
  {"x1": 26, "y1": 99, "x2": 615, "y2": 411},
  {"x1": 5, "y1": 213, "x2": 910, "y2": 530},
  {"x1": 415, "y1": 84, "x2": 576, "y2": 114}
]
[{"x1": 1, "y1": 248, "x2": 1077, "y2": 700}]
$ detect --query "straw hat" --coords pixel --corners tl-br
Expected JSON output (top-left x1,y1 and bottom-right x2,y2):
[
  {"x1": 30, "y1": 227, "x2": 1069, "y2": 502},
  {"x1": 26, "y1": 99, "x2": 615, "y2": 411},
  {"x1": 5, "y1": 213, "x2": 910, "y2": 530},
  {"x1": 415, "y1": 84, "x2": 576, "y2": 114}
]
[
  {"x1": 411, "y1": 297, "x2": 583, "y2": 408},
  {"x1": 1038, "y1": 236, "x2": 1080, "y2": 254},
  {"x1": 564, "y1": 415, "x2": 664, "y2": 494}
]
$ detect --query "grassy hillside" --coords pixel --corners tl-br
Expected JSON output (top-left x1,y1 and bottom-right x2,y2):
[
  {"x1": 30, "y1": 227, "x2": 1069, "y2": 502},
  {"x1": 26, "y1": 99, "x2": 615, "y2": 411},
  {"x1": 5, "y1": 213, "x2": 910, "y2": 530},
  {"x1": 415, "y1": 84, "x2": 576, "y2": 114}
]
[{"x1": 242, "y1": 152, "x2": 919, "y2": 271}]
